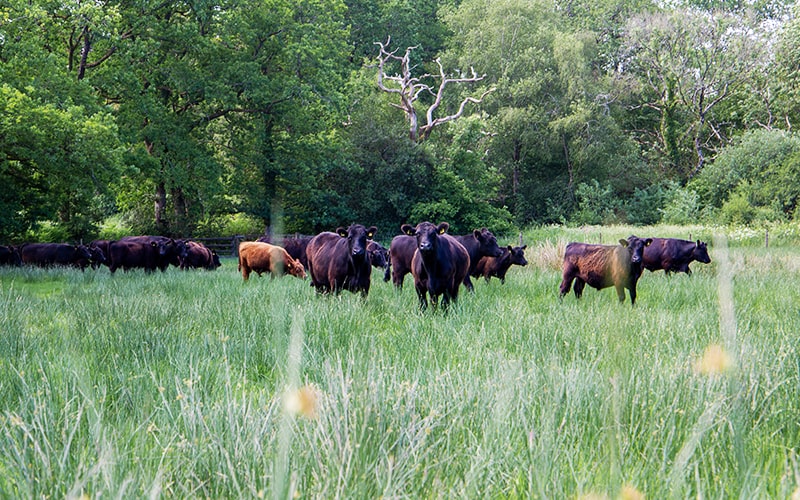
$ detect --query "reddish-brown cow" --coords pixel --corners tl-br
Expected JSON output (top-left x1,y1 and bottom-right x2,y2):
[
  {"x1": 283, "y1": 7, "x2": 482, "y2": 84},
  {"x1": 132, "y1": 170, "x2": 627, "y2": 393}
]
[
  {"x1": 559, "y1": 235, "x2": 652, "y2": 305},
  {"x1": 238, "y1": 241, "x2": 306, "y2": 280}
]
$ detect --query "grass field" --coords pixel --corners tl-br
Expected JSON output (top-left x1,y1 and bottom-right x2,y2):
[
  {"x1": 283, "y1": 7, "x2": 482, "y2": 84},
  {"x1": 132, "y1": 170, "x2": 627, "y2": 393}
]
[{"x1": 1, "y1": 225, "x2": 799, "y2": 498}]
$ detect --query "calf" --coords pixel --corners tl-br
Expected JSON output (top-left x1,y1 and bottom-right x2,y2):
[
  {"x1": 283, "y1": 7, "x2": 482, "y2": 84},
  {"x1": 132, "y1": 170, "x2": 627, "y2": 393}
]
[
  {"x1": 179, "y1": 240, "x2": 221, "y2": 270},
  {"x1": 402, "y1": 221, "x2": 470, "y2": 311},
  {"x1": 473, "y1": 245, "x2": 528, "y2": 284},
  {"x1": 454, "y1": 228, "x2": 504, "y2": 291},
  {"x1": 258, "y1": 235, "x2": 312, "y2": 269},
  {"x1": 238, "y1": 241, "x2": 305, "y2": 280},
  {"x1": 367, "y1": 240, "x2": 391, "y2": 282},
  {"x1": 559, "y1": 235, "x2": 653, "y2": 305},
  {"x1": 305, "y1": 224, "x2": 377, "y2": 296},
  {"x1": 20, "y1": 243, "x2": 93, "y2": 269},
  {"x1": 643, "y1": 238, "x2": 711, "y2": 275}
]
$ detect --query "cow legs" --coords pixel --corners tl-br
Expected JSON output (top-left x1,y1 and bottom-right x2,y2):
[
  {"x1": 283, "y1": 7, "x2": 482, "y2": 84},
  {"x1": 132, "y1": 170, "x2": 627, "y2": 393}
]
[
  {"x1": 573, "y1": 278, "x2": 586, "y2": 298},
  {"x1": 615, "y1": 284, "x2": 628, "y2": 304},
  {"x1": 415, "y1": 282, "x2": 428, "y2": 310}
]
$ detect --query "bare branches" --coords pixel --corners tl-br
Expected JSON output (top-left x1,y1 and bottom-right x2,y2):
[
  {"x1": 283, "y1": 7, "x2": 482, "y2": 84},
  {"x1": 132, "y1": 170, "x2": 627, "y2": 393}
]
[{"x1": 375, "y1": 37, "x2": 494, "y2": 142}]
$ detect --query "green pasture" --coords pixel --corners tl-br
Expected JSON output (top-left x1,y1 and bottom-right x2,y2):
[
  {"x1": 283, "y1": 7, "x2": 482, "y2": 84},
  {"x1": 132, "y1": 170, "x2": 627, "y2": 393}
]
[{"x1": 0, "y1": 227, "x2": 799, "y2": 498}]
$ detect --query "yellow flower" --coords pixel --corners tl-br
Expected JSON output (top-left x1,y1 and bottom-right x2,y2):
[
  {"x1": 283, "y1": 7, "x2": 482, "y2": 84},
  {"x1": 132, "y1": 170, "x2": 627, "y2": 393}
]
[
  {"x1": 285, "y1": 384, "x2": 319, "y2": 419},
  {"x1": 694, "y1": 344, "x2": 733, "y2": 376},
  {"x1": 620, "y1": 485, "x2": 645, "y2": 500}
]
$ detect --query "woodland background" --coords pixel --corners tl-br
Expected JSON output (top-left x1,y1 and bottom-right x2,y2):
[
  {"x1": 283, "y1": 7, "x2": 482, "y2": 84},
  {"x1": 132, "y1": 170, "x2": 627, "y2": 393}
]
[{"x1": 3, "y1": 0, "x2": 800, "y2": 242}]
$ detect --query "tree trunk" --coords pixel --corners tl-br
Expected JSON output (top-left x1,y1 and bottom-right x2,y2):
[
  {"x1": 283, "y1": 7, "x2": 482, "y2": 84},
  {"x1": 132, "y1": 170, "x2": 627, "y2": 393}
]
[{"x1": 155, "y1": 181, "x2": 167, "y2": 233}]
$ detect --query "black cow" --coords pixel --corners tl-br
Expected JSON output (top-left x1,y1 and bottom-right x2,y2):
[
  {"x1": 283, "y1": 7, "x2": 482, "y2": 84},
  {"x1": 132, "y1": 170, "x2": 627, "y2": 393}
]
[
  {"x1": 559, "y1": 235, "x2": 653, "y2": 306},
  {"x1": 257, "y1": 235, "x2": 312, "y2": 269},
  {"x1": 643, "y1": 238, "x2": 711, "y2": 275},
  {"x1": 401, "y1": 221, "x2": 470, "y2": 311},
  {"x1": 20, "y1": 243, "x2": 93, "y2": 268},
  {"x1": 367, "y1": 240, "x2": 391, "y2": 282},
  {"x1": 89, "y1": 240, "x2": 113, "y2": 269},
  {"x1": 454, "y1": 228, "x2": 504, "y2": 291},
  {"x1": 305, "y1": 224, "x2": 378, "y2": 296},
  {"x1": 118, "y1": 236, "x2": 180, "y2": 271},
  {"x1": 75, "y1": 245, "x2": 107, "y2": 270},
  {"x1": 0, "y1": 245, "x2": 22, "y2": 266},
  {"x1": 389, "y1": 234, "x2": 417, "y2": 289},
  {"x1": 109, "y1": 239, "x2": 163, "y2": 273},
  {"x1": 473, "y1": 245, "x2": 528, "y2": 284},
  {"x1": 178, "y1": 240, "x2": 221, "y2": 270}
]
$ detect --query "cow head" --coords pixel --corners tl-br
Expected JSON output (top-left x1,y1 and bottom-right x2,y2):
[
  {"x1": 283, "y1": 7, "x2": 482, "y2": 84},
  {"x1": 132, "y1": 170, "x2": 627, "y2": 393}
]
[
  {"x1": 367, "y1": 240, "x2": 390, "y2": 271},
  {"x1": 210, "y1": 250, "x2": 222, "y2": 269},
  {"x1": 88, "y1": 245, "x2": 107, "y2": 268},
  {"x1": 402, "y1": 221, "x2": 448, "y2": 254},
  {"x1": 287, "y1": 258, "x2": 307, "y2": 279},
  {"x1": 620, "y1": 235, "x2": 653, "y2": 265},
  {"x1": 336, "y1": 224, "x2": 377, "y2": 261},
  {"x1": 509, "y1": 245, "x2": 528, "y2": 266},
  {"x1": 694, "y1": 240, "x2": 711, "y2": 264},
  {"x1": 474, "y1": 227, "x2": 503, "y2": 257},
  {"x1": 75, "y1": 244, "x2": 93, "y2": 261}
]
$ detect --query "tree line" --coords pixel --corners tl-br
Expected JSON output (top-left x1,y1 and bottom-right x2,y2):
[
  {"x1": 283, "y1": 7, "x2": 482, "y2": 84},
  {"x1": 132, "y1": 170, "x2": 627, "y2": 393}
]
[{"x1": 2, "y1": 0, "x2": 799, "y2": 243}]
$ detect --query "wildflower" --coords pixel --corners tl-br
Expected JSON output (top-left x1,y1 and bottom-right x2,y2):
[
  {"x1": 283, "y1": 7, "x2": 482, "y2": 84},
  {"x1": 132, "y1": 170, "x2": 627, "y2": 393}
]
[
  {"x1": 284, "y1": 384, "x2": 319, "y2": 419},
  {"x1": 620, "y1": 485, "x2": 645, "y2": 500},
  {"x1": 694, "y1": 344, "x2": 733, "y2": 376}
]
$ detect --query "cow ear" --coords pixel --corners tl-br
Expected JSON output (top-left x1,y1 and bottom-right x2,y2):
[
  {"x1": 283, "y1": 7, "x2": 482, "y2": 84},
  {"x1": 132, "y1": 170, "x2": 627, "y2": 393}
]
[
  {"x1": 473, "y1": 229, "x2": 481, "y2": 238},
  {"x1": 437, "y1": 222, "x2": 450, "y2": 235},
  {"x1": 619, "y1": 239, "x2": 628, "y2": 247},
  {"x1": 336, "y1": 227, "x2": 347, "y2": 238},
  {"x1": 696, "y1": 240, "x2": 701, "y2": 247},
  {"x1": 367, "y1": 226, "x2": 377, "y2": 239},
  {"x1": 521, "y1": 245, "x2": 527, "y2": 250},
  {"x1": 507, "y1": 245, "x2": 513, "y2": 251},
  {"x1": 645, "y1": 238, "x2": 653, "y2": 246},
  {"x1": 401, "y1": 224, "x2": 415, "y2": 236},
  {"x1": 151, "y1": 241, "x2": 158, "y2": 247}
]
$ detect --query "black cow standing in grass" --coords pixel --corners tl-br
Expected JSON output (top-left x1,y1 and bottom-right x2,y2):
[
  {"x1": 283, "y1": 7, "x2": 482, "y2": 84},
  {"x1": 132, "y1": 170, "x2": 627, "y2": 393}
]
[
  {"x1": 643, "y1": 238, "x2": 711, "y2": 275},
  {"x1": 402, "y1": 221, "x2": 470, "y2": 311},
  {"x1": 454, "y1": 228, "x2": 504, "y2": 292},
  {"x1": 0, "y1": 245, "x2": 22, "y2": 266},
  {"x1": 559, "y1": 235, "x2": 653, "y2": 306},
  {"x1": 390, "y1": 227, "x2": 501, "y2": 291},
  {"x1": 118, "y1": 236, "x2": 180, "y2": 271},
  {"x1": 306, "y1": 224, "x2": 377, "y2": 296},
  {"x1": 20, "y1": 243, "x2": 94, "y2": 269},
  {"x1": 473, "y1": 245, "x2": 528, "y2": 284},
  {"x1": 178, "y1": 240, "x2": 221, "y2": 270}
]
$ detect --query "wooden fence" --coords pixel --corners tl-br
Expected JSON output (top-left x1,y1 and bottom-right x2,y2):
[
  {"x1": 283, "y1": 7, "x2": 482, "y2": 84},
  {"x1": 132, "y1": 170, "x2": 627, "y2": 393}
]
[{"x1": 193, "y1": 235, "x2": 260, "y2": 257}]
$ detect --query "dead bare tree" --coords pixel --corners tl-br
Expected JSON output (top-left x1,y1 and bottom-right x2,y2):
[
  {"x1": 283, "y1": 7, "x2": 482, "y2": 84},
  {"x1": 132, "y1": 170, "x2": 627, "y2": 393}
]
[{"x1": 375, "y1": 37, "x2": 495, "y2": 142}]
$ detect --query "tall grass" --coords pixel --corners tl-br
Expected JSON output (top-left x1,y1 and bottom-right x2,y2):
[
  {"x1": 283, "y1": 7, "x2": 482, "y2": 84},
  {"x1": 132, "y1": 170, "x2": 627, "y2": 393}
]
[{"x1": 1, "y1": 227, "x2": 799, "y2": 498}]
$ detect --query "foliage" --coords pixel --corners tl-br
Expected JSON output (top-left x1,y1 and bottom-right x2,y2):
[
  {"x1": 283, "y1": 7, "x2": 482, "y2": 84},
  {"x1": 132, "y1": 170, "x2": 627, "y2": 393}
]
[{"x1": 690, "y1": 129, "x2": 800, "y2": 218}]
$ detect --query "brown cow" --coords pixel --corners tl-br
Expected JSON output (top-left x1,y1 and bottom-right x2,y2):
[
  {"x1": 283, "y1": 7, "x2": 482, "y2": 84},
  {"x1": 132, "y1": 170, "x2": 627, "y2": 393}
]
[
  {"x1": 402, "y1": 221, "x2": 470, "y2": 311},
  {"x1": 257, "y1": 235, "x2": 313, "y2": 269},
  {"x1": 389, "y1": 234, "x2": 416, "y2": 288},
  {"x1": 473, "y1": 245, "x2": 528, "y2": 284},
  {"x1": 238, "y1": 241, "x2": 306, "y2": 280},
  {"x1": 454, "y1": 228, "x2": 503, "y2": 292},
  {"x1": 559, "y1": 235, "x2": 652, "y2": 305}
]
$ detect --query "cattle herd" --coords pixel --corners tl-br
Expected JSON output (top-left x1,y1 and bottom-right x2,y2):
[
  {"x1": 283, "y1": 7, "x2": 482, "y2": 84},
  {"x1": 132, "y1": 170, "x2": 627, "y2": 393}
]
[{"x1": 0, "y1": 223, "x2": 713, "y2": 309}]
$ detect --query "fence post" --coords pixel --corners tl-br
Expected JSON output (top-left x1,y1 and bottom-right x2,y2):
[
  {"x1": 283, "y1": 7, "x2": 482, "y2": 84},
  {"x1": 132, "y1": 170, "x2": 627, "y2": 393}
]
[{"x1": 765, "y1": 229, "x2": 769, "y2": 248}]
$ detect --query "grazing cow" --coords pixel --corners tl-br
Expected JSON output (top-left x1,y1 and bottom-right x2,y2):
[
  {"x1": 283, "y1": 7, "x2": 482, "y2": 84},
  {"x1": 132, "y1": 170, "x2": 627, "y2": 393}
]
[
  {"x1": 401, "y1": 221, "x2": 470, "y2": 311},
  {"x1": 257, "y1": 235, "x2": 312, "y2": 269},
  {"x1": 118, "y1": 236, "x2": 180, "y2": 271},
  {"x1": 238, "y1": 241, "x2": 305, "y2": 280},
  {"x1": 559, "y1": 235, "x2": 653, "y2": 306},
  {"x1": 473, "y1": 245, "x2": 528, "y2": 284},
  {"x1": 89, "y1": 240, "x2": 113, "y2": 269},
  {"x1": 454, "y1": 228, "x2": 504, "y2": 291},
  {"x1": 20, "y1": 243, "x2": 93, "y2": 268},
  {"x1": 367, "y1": 240, "x2": 391, "y2": 282},
  {"x1": 0, "y1": 245, "x2": 22, "y2": 266},
  {"x1": 305, "y1": 224, "x2": 377, "y2": 296},
  {"x1": 178, "y1": 240, "x2": 221, "y2": 270},
  {"x1": 389, "y1": 234, "x2": 417, "y2": 288},
  {"x1": 643, "y1": 238, "x2": 711, "y2": 275},
  {"x1": 74, "y1": 245, "x2": 107, "y2": 270}
]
